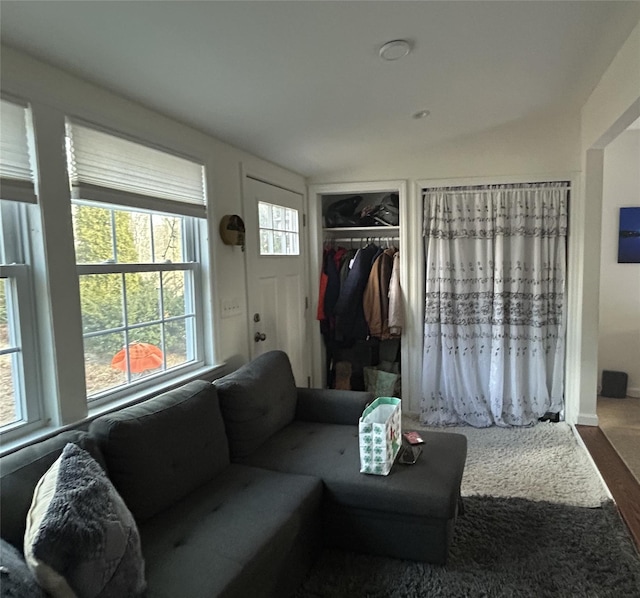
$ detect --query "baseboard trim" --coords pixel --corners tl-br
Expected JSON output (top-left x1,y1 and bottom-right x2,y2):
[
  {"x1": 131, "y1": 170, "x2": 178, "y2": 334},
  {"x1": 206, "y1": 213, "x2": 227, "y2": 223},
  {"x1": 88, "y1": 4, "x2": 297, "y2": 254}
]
[
  {"x1": 577, "y1": 413, "x2": 599, "y2": 426},
  {"x1": 627, "y1": 387, "x2": 640, "y2": 399}
]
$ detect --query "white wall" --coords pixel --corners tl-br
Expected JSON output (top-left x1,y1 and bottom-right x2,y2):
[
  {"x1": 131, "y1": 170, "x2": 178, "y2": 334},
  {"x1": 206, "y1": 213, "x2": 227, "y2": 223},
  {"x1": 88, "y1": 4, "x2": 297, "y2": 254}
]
[
  {"x1": 310, "y1": 100, "x2": 582, "y2": 418},
  {"x1": 578, "y1": 21, "x2": 640, "y2": 424},
  {"x1": 309, "y1": 107, "x2": 580, "y2": 184},
  {"x1": 1, "y1": 46, "x2": 306, "y2": 376},
  {"x1": 599, "y1": 130, "x2": 640, "y2": 397}
]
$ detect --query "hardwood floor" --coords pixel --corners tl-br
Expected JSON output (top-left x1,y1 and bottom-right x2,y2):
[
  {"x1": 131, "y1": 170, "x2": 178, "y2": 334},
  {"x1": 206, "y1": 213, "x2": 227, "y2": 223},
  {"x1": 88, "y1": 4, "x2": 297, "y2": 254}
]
[
  {"x1": 597, "y1": 396, "x2": 640, "y2": 483},
  {"x1": 576, "y1": 425, "x2": 640, "y2": 550}
]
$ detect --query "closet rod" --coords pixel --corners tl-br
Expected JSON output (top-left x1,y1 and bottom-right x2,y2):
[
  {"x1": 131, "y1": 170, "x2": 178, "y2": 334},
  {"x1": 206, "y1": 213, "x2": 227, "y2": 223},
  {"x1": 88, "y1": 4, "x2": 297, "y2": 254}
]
[{"x1": 326, "y1": 236, "x2": 400, "y2": 243}]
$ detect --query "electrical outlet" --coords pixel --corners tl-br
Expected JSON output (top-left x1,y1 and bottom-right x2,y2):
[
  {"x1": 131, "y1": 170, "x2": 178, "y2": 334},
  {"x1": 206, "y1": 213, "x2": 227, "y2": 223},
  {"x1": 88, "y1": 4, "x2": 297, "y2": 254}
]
[{"x1": 221, "y1": 296, "x2": 242, "y2": 318}]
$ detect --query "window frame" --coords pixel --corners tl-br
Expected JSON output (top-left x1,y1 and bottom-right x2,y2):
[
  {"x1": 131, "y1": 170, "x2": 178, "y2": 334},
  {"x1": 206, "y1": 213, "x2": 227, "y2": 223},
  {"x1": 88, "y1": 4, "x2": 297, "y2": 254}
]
[
  {"x1": 0, "y1": 201, "x2": 43, "y2": 438},
  {"x1": 72, "y1": 201, "x2": 205, "y2": 408},
  {"x1": 0, "y1": 96, "x2": 44, "y2": 439},
  {"x1": 0, "y1": 97, "x2": 218, "y2": 451}
]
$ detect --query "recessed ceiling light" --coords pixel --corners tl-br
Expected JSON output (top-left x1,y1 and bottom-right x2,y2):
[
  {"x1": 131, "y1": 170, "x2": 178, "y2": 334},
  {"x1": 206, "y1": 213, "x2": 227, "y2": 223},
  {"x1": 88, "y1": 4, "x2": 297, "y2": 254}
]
[
  {"x1": 412, "y1": 110, "x2": 431, "y2": 120},
  {"x1": 379, "y1": 40, "x2": 412, "y2": 61}
]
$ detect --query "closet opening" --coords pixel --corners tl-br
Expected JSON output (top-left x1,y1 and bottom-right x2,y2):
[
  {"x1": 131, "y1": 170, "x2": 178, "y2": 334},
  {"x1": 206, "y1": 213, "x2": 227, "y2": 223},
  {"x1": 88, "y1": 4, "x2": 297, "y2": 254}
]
[
  {"x1": 420, "y1": 181, "x2": 570, "y2": 427},
  {"x1": 316, "y1": 190, "x2": 403, "y2": 397}
]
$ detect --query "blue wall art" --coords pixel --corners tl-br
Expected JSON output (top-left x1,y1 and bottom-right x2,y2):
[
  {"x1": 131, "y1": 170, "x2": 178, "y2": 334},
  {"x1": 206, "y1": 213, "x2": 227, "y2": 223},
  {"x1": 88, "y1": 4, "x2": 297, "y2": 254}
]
[{"x1": 618, "y1": 207, "x2": 640, "y2": 263}]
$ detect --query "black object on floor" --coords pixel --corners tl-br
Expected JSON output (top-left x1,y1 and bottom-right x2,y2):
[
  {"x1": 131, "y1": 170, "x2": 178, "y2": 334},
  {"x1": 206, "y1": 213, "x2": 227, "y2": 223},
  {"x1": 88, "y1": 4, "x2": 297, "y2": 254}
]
[
  {"x1": 538, "y1": 411, "x2": 560, "y2": 423},
  {"x1": 601, "y1": 370, "x2": 629, "y2": 398}
]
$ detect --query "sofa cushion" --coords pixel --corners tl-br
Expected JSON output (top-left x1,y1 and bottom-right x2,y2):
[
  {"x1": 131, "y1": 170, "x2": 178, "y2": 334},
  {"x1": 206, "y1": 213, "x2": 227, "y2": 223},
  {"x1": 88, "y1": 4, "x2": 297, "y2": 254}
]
[
  {"x1": 90, "y1": 380, "x2": 228, "y2": 521},
  {"x1": 238, "y1": 421, "x2": 467, "y2": 520},
  {"x1": 0, "y1": 538, "x2": 45, "y2": 598},
  {"x1": 0, "y1": 430, "x2": 105, "y2": 551},
  {"x1": 295, "y1": 387, "x2": 373, "y2": 425},
  {"x1": 24, "y1": 443, "x2": 145, "y2": 598},
  {"x1": 139, "y1": 464, "x2": 322, "y2": 598},
  {"x1": 214, "y1": 350, "x2": 298, "y2": 458}
]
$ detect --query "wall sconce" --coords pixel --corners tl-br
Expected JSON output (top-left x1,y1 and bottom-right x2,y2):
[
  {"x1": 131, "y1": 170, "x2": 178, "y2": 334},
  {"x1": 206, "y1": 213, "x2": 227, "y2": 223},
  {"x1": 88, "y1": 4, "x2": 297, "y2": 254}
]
[{"x1": 219, "y1": 214, "x2": 246, "y2": 251}]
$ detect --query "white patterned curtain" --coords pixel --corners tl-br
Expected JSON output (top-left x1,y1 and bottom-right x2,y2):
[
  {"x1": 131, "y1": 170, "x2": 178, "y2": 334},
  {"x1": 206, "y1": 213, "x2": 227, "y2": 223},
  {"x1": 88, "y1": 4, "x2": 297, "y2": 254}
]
[{"x1": 421, "y1": 183, "x2": 568, "y2": 427}]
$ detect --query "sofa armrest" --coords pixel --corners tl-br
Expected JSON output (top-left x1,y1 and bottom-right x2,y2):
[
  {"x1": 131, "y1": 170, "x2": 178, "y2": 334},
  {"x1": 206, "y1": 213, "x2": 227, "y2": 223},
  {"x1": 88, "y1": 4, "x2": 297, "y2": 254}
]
[{"x1": 295, "y1": 388, "x2": 374, "y2": 425}]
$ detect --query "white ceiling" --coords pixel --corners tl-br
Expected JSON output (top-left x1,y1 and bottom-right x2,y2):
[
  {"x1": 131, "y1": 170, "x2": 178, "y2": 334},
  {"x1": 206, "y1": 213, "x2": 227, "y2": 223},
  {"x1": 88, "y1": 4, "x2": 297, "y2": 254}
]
[{"x1": 1, "y1": 1, "x2": 639, "y2": 178}]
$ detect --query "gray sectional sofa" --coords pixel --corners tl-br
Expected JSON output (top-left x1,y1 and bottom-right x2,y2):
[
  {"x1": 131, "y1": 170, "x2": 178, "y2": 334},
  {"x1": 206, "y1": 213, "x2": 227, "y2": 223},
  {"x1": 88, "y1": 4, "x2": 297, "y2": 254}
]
[{"x1": 0, "y1": 350, "x2": 467, "y2": 598}]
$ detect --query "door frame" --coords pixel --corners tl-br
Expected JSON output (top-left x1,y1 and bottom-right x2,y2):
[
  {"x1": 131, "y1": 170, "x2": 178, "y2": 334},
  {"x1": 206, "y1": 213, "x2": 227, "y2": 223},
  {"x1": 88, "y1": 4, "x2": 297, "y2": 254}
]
[{"x1": 240, "y1": 163, "x2": 311, "y2": 383}]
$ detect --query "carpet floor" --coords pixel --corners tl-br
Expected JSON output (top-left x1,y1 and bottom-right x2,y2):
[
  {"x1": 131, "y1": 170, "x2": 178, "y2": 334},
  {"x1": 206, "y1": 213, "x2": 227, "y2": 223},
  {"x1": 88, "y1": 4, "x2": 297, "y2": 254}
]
[
  {"x1": 403, "y1": 418, "x2": 610, "y2": 507},
  {"x1": 296, "y1": 496, "x2": 640, "y2": 598}
]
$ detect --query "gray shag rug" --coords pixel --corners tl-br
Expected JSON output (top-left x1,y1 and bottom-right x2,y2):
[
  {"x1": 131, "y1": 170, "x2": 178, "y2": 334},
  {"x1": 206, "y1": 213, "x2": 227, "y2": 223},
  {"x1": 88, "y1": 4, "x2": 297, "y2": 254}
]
[
  {"x1": 403, "y1": 418, "x2": 610, "y2": 507},
  {"x1": 296, "y1": 496, "x2": 640, "y2": 598}
]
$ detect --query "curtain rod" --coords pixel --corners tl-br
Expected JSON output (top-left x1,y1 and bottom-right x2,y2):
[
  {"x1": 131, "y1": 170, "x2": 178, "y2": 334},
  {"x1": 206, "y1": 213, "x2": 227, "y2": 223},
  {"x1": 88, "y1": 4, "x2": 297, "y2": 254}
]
[{"x1": 422, "y1": 182, "x2": 571, "y2": 194}]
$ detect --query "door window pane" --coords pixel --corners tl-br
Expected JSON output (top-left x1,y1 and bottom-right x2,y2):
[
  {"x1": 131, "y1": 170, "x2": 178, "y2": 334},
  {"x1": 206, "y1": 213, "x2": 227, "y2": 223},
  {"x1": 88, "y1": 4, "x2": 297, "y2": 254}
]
[
  {"x1": 258, "y1": 202, "x2": 272, "y2": 228},
  {"x1": 258, "y1": 201, "x2": 299, "y2": 256}
]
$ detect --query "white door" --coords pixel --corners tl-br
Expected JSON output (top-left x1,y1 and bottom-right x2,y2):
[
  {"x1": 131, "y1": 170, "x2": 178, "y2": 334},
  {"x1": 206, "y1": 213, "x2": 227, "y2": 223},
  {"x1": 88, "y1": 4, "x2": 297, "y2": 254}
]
[{"x1": 243, "y1": 176, "x2": 308, "y2": 385}]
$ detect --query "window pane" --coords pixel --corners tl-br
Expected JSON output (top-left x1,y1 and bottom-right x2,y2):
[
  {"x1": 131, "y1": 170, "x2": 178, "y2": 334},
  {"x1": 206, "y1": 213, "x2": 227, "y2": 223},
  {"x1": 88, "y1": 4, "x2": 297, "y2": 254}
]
[
  {"x1": 129, "y1": 325, "x2": 164, "y2": 380},
  {"x1": 129, "y1": 212, "x2": 153, "y2": 263},
  {"x1": 79, "y1": 274, "x2": 123, "y2": 334},
  {"x1": 162, "y1": 271, "x2": 188, "y2": 318},
  {"x1": 260, "y1": 230, "x2": 273, "y2": 255},
  {"x1": 273, "y1": 231, "x2": 285, "y2": 254},
  {"x1": 0, "y1": 279, "x2": 8, "y2": 351},
  {"x1": 285, "y1": 232, "x2": 298, "y2": 255},
  {"x1": 153, "y1": 214, "x2": 183, "y2": 263},
  {"x1": 84, "y1": 332, "x2": 128, "y2": 397},
  {"x1": 73, "y1": 204, "x2": 114, "y2": 264},
  {"x1": 272, "y1": 205, "x2": 285, "y2": 231},
  {"x1": 165, "y1": 318, "x2": 192, "y2": 369},
  {"x1": 258, "y1": 202, "x2": 272, "y2": 228},
  {"x1": 285, "y1": 208, "x2": 298, "y2": 232},
  {"x1": 258, "y1": 202, "x2": 299, "y2": 256},
  {"x1": 0, "y1": 353, "x2": 17, "y2": 426},
  {"x1": 125, "y1": 272, "x2": 161, "y2": 326},
  {"x1": 113, "y1": 210, "x2": 143, "y2": 263}
]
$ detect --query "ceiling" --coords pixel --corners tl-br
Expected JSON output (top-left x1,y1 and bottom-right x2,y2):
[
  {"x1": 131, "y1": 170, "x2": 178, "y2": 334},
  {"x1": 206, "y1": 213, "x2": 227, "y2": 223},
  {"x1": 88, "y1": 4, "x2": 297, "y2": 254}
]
[{"x1": 1, "y1": 1, "x2": 639, "y2": 178}]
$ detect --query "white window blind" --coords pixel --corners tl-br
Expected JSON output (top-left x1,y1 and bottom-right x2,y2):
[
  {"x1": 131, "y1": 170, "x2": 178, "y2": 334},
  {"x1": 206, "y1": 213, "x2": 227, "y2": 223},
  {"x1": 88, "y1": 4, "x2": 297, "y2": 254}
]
[
  {"x1": 66, "y1": 121, "x2": 206, "y2": 218},
  {"x1": 0, "y1": 99, "x2": 37, "y2": 204}
]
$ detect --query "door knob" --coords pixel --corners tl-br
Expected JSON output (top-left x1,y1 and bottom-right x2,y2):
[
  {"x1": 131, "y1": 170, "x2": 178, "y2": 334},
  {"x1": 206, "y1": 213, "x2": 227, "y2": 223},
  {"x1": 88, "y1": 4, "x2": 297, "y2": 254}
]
[{"x1": 254, "y1": 332, "x2": 267, "y2": 342}]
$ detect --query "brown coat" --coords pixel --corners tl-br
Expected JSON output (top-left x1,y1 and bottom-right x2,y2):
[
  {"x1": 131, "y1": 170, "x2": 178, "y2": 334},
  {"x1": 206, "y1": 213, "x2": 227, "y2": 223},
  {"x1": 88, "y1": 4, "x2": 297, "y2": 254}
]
[{"x1": 363, "y1": 248, "x2": 397, "y2": 339}]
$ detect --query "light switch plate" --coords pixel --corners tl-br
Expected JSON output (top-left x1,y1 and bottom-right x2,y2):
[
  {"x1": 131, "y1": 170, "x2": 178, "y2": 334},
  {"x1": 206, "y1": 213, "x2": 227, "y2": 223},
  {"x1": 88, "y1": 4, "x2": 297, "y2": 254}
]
[{"x1": 221, "y1": 296, "x2": 242, "y2": 318}]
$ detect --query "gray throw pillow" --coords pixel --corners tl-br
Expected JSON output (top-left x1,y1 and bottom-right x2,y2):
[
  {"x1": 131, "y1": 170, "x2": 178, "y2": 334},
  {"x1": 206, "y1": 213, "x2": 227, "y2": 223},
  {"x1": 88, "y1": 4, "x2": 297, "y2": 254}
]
[
  {"x1": 24, "y1": 443, "x2": 146, "y2": 598},
  {"x1": 0, "y1": 538, "x2": 45, "y2": 598}
]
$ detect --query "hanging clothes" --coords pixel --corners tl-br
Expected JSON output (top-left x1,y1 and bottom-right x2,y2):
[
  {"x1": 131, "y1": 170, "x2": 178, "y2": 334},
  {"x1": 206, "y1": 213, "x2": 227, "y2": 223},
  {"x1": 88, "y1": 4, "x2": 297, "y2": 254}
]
[
  {"x1": 317, "y1": 248, "x2": 330, "y2": 321},
  {"x1": 363, "y1": 247, "x2": 397, "y2": 339},
  {"x1": 334, "y1": 244, "x2": 380, "y2": 342},
  {"x1": 388, "y1": 252, "x2": 403, "y2": 336},
  {"x1": 324, "y1": 247, "x2": 346, "y2": 321}
]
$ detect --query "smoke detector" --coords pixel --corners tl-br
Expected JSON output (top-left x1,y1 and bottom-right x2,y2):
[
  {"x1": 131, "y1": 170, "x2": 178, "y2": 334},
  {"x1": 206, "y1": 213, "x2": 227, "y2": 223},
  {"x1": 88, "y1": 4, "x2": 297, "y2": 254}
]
[{"x1": 379, "y1": 40, "x2": 412, "y2": 61}]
